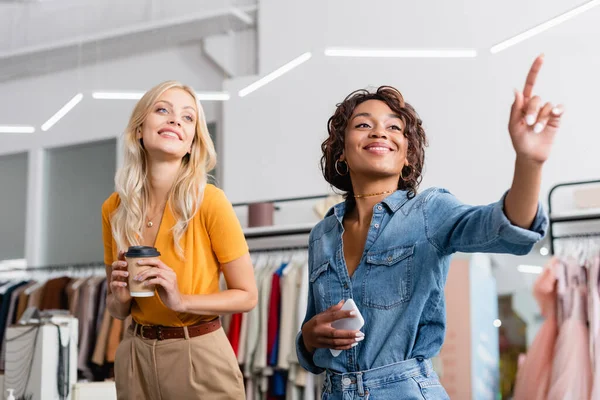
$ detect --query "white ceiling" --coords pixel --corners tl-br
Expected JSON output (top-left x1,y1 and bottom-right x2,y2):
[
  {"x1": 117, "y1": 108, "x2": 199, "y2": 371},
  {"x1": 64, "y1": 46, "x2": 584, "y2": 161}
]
[{"x1": 0, "y1": 0, "x2": 257, "y2": 81}]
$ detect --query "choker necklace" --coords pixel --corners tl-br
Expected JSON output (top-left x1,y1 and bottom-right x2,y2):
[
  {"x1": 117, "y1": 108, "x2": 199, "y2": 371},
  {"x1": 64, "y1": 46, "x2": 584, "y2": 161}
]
[{"x1": 353, "y1": 190, "x2": 396, "y2": 198}]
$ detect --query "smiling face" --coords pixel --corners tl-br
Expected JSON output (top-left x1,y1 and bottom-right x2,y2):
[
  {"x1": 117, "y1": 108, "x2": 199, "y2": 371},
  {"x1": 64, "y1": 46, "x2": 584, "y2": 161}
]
[
  {"x1": 137, "y1": 88, "x2": 198, "y2": 161},
  {"x1": 342, "y1": 99, "x2": 409, "y2": 180}
]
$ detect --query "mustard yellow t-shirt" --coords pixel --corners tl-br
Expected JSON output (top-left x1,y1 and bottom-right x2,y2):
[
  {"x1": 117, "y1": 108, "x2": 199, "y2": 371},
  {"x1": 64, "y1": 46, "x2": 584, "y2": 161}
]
[{"x1": 101, "y1": 184, "x2": 249, "y2": 327}]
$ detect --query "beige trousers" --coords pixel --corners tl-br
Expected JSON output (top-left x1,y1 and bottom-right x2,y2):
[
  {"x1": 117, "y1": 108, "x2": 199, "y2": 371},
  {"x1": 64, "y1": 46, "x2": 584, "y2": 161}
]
[{"x1": 115, "y1": 324, "x2": 245, "y2": 400}]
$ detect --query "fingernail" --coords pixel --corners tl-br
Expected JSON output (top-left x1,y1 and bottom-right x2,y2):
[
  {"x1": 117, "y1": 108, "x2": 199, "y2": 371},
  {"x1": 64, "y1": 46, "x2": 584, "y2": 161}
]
[
  {"x1": 552, "y1": 107, "x2": 562, "y2": 115},
  {"x1": 351, "y1": 343, "x2": 359, "y2": 347},
  {"x1": 526, "y1": 115, "x2": 536, "y2": 126},
  {"x1": 533, "y1": 123, "x2": 544, "y2": 134},
  {"x1": 349, "y1": 311, "x2": 356, "y2": 316},
  {"x1": 355, "y1": 336, "x2": 364, "y2": 342},
  {"x1": 134, "y1": 275, "x2": 140, "y2": 281},
  {"x1": 123, "y1": 272, "x2": 129, "y2": 277},
  {"x1": 356, "y1": 332, "x2": 365, "y2": 338}
]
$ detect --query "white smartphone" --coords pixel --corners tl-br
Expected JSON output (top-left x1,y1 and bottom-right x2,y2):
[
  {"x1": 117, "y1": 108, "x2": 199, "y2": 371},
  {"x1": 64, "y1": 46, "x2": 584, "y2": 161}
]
[{"x1": 330, "y1": 298, "x2": 365, "y2": 357}]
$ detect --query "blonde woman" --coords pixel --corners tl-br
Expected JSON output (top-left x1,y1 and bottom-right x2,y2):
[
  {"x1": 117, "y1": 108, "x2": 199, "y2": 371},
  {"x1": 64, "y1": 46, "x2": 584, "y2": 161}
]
[{"x1": 102, "y1": 81, "x2": 257, "y2": 399}]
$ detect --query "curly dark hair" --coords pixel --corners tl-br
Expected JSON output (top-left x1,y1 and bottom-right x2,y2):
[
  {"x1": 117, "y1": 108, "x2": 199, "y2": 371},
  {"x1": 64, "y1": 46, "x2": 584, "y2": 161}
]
[{"x1": 320, "y1": 85, "x2": 428, "y2": 202}]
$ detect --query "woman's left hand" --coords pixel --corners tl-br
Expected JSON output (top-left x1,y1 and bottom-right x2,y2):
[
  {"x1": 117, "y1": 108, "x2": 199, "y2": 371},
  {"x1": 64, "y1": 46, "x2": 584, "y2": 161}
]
[
  {"x1": 134, "y1": 259, "x2": 186, "y2": 312},
  {"x1": 508, "y1": 54, "x2": 564, "y2": 165}
]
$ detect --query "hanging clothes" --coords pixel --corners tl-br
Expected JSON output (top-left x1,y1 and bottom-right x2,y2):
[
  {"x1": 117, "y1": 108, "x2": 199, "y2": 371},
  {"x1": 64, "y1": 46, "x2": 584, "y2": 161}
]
[
  {"x1": 516, "y1": 250, "x2": 598, "y2": 400},
  {"x1": 589, "y1": 257, "x2": 600, "y2": 400},
  {"x1": 513, "y1": 258, "x2": 559, "y2": 400},
  {"x1": 0, "y1": 269, "x2": 127, "y2": 384},
  {"x1": 548, "y1": 258, "x2": 593, "y2": 400},
  {"x1": 226, "y1": 249, "x2": 320, "y2": 399}
]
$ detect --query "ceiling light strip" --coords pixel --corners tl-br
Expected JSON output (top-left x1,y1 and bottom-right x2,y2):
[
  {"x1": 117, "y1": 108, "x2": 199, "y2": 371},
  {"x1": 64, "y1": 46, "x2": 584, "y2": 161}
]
[
  {"x1": 41, "y1": 93, "x2": 84, "y2": 132},
  {"x1": 490, "y1": 0, "x2": 600, "y2": 53},
  {"x1": 0, "y1": 126, "x2": 35, "y2": 133},
  {"x1": 239, "y1": 52, "x2": 312, "y2": 97},
  {"x1": 324, "y1": 48, "x2": 477, "y2": 58},
  {"x1": 196, "y1": 92, "x2": 231, "y2": 101}
]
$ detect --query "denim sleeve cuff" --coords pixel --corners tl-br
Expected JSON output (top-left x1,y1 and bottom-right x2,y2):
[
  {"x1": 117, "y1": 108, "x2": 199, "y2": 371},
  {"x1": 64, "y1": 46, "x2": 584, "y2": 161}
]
[
  {"x1": 493, "y1": 190, "x2": 548, "y2": 246},
  {"x1": 295, "y1": 331, "x2": 325, "y2": 375}
]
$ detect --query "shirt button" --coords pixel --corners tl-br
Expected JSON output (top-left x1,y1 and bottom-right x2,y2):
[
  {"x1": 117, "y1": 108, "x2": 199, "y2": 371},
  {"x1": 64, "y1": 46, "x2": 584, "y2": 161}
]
[
  {"x1": 387, "y1": 256, "x2": 393, "y2": 262},
  {"x1": 343, "y1": 282, "x2": 349, "y2": 289},
  {"x1": 342, "y1": 377, "x2": 352, "y2": 386},
  {"x1": 374, "y1": 223, "x2": 379, "y2": 228},
  {"x1": 377, "y1": 205, "x2": 383, "y2": 211}
]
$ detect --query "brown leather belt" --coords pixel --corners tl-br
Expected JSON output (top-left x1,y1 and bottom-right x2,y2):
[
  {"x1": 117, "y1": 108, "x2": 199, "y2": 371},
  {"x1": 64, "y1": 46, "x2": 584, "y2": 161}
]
[{"x1": 131, "y1": 319, "x2": 221, "y2": 340}]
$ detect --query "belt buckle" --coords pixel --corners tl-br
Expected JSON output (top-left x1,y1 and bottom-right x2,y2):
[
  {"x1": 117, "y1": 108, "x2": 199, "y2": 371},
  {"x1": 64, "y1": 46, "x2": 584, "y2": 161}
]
[
  {"x1": 139, "y1": 325, "x2": 149, "y2": 339},
  {"x1": 156, "y1": 326, "x2": 164, "y2": 341}
]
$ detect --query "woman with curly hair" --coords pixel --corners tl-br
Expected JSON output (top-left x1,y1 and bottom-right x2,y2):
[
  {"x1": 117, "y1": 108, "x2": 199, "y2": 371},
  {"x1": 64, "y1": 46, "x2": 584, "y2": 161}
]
[
  {"x1": 102, "y1": 81, "x2": 257, "y2": 399},
  {"x1": 296, "y1": 55, "x2": 563, "y2": 399}
]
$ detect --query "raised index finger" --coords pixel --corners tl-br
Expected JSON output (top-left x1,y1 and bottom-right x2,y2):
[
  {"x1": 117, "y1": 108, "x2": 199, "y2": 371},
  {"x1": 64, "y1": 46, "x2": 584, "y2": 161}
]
[{"x1": 523, "y1": 54, "x2": 544, "y2": 100}]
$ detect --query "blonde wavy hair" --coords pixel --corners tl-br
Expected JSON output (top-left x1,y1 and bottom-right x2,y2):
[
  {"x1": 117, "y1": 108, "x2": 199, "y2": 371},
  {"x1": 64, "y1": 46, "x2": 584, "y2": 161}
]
[{"x1": 111, "y1": 81, "x2": 217, "y2": 257}]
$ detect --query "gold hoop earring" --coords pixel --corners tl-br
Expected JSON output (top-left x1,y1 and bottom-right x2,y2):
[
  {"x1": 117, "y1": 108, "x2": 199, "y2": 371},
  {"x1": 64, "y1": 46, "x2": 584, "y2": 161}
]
[
  {"x1": 335, "y1": 159, "x2": 348, "y2": 176},
  {"x1": 401, "y1": 165, "x2": 412, "y2": 180}
]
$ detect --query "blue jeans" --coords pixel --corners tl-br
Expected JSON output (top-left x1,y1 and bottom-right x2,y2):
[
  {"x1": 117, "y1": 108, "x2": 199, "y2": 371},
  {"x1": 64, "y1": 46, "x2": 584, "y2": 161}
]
[{"x1": 322, "y1": 358, "x2": 450, "y2": 400}]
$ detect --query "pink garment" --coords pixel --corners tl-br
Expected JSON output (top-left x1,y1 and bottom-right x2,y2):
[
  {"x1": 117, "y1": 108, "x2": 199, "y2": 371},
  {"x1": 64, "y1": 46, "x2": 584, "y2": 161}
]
[
  {"x1": 513, "y1": 259, "x2": 559, "y2": 400},
  {"x1": 589, "y1": 257, "x2": 600, "y2": 400},
  {"x1": 547, "y1": 259, "x2": 592, "y2": 400}
]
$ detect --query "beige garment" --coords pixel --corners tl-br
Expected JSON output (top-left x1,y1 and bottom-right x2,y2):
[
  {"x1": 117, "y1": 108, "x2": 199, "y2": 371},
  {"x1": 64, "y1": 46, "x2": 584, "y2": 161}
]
[
  {"x1": 220, "y1": 272, "x2": 232, "y2": 334},
  {"x1": 106, "y1": 318, "x2": 123, "y2": 363},
  {"x1": 236, "y1": 312, "x2": 248, "y2": 365},
  {"x1": 26, "y1": 283, "x2": 45, "y2": 310},
  {"x1": 16, "y1": 290, "x2": 31, "y2": 322},
  {"x1": 243, "y1": 256, "x2": 269, "y2": 377},
  {"x1": 91, "y1": 309, "x2": 112, "y2": 365},
  {"x1": 6, "y1": 282, "x2": 35, "y2": 325},
  {"x1": 77, "y1": 276, "x2": 104, "y2": 378},
  {"x1": 252, "y1": 257, "x2": 279, "y2": 373},
  {"x1": 115, "y1": 325, "x2": 245, "y2": 400},
  {"x1": 277, "y1": 261, "x2": 302, "y2": 370},
  {"x1": 294, "y1": 261, "x2": 310, "y2": 389},
  {"x1": 66, "y1": 277, "x2": 87, "y2": 316}
]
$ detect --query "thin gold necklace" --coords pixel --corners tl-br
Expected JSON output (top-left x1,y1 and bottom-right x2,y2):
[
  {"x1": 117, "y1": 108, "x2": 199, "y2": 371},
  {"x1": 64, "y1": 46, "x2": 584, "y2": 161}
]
[
  {"x1": 146, "y1": 203, "x2": 166, "y2": 228},
  {"x1": 353, "y1": 189, "x2": 396, "y2": 198}
]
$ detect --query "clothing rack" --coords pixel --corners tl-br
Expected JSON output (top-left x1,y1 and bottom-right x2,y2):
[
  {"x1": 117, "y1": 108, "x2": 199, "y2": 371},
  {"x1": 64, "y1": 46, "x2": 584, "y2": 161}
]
[
  {"x1": 232, "y1": 194, "x2": 331, "y2": 208},
  {"x1": 0, "y1": 262, "x2": 105, "y2": 275},
  {"x1": 548, "y1": 179, "x2": 600, "y2": 255},
  {"x1": 250, "y1": 245, "x2": 309, "y2": 253},
  {"x1": 244, "y1": 223, "x2": 315, "y2": 240},
  {"x1": 244, "y1": 223, "x2": 315, "y2": 254}
]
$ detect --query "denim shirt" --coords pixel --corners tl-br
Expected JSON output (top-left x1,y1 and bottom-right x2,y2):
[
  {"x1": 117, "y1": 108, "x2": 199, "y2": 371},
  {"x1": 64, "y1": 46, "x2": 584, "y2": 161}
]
[{"x1": 296, "y1": 187, "x2": 548, "y2": 374}]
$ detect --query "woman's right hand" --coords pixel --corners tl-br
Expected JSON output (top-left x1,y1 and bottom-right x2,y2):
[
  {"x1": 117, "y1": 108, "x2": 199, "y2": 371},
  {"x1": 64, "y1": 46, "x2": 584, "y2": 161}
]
[
  {"x1": 110, "y1": 250, "x2": 132, "y2": 304},
  {"x1": 301, "y1": 300, "x2": 364, "y2": 353}
]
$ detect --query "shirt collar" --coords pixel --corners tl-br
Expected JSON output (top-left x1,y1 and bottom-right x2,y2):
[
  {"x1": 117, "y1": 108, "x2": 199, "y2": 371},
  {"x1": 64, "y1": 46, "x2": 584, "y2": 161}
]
[{"x1": 324, "y1": 190, "x2": 411, "y2": 222}]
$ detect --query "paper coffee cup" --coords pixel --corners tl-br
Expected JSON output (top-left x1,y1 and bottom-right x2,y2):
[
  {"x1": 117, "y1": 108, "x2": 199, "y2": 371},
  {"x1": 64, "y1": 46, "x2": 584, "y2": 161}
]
[{"x1": 124, "y1": 246, "x2": 161, "y2": 297}]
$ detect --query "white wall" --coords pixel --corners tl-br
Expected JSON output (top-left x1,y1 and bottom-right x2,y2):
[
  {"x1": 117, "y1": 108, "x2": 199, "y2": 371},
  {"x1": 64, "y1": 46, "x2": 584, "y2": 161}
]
[
  {"x1": 222, "y1": 0, "x2": 600, "y2": 205},
  {"x1": 0, "y1": 152, "x2": 28, "y2": 261},
  {"x1": 42, "y1": 139, "x2": 116, "y2": 266}
]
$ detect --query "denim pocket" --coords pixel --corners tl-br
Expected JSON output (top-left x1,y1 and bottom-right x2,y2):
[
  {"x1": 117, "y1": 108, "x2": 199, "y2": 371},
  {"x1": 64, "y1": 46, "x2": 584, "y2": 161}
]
[
  {"x1": 412, "y1": 374, "x2": 450, "y2": 400},
  {"x1": 362, "y1": 245, "x2": 414, "y2": 309},
  {"x1": 310, "y1": 260, "x2": 333, "y2": 313}
]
